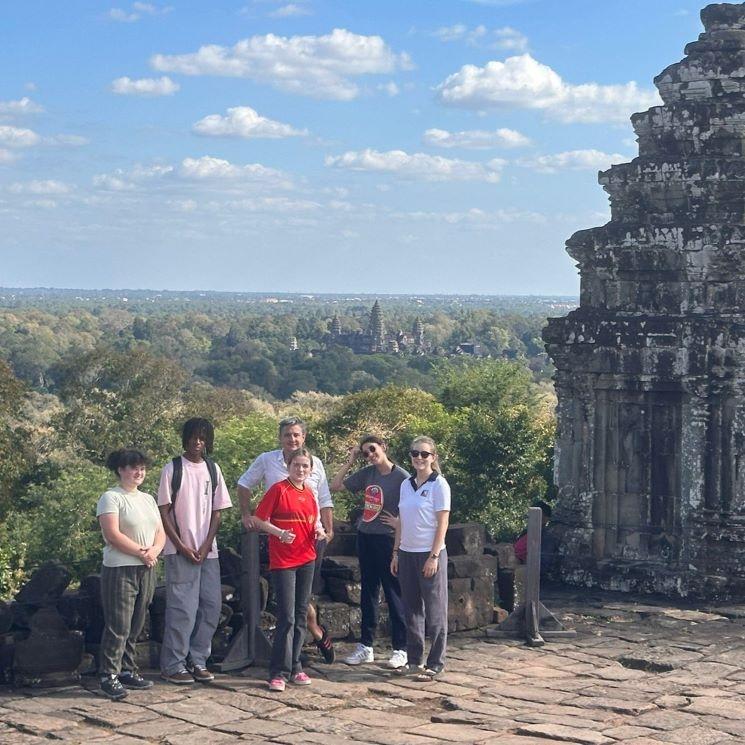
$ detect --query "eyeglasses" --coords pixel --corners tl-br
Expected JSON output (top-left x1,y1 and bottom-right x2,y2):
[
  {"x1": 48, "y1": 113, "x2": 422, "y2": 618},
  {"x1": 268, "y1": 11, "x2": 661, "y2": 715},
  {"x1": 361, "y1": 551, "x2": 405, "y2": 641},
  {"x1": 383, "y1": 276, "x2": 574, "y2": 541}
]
[
  {"x1": 410, "y1": 449, "x2": 433, "y2": 459},
  {"x1": 362, "y1": 445, "x2": 377, "y2": 457}
]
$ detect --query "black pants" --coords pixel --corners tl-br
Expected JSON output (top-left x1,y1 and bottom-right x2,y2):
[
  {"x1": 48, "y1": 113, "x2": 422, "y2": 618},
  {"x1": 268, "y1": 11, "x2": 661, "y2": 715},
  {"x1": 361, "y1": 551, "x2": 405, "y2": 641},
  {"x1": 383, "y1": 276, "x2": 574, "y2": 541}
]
[
  {"x1": 269, "y1": 560, "x2": 315, "y2": 679},
  {"x1": 358, "y1": 532, "x2": 407, "y2": 650}
]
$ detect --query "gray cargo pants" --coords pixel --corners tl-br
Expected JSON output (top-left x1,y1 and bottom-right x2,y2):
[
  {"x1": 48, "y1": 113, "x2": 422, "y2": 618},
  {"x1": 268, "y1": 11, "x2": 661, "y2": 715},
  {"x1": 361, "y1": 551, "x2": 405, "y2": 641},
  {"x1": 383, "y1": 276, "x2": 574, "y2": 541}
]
[{"x1": 161, "y1": 554, "x2": 221, "y2": 675}]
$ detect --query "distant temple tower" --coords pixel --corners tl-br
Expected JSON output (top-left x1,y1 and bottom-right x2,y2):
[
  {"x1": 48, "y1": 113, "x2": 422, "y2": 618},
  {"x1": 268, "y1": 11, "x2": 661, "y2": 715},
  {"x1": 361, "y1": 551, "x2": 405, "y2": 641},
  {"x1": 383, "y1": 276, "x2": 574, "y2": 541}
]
[
  {"x1": 368, "y1": 300, "x2": 385, "y2": 353},
  {"x1": 330, "y1": 314, "x2": 342, "y2": 336},
  {"x1": 413, "y1": 317, "x2": 424, "y2": 348},
  {"x1": 544, "y1": 3, "x2": 745, "y2": 598}
]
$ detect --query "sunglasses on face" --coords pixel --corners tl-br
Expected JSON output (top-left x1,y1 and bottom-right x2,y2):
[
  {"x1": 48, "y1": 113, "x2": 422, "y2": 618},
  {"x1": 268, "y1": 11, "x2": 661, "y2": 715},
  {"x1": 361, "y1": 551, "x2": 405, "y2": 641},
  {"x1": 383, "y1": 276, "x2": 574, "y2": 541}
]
[
  {"x1": 362, "y1": 445, "x2": 378, "y2": 457},
  {"x1": 410, "y1": 449, "x2": 433, "y2": 459}
]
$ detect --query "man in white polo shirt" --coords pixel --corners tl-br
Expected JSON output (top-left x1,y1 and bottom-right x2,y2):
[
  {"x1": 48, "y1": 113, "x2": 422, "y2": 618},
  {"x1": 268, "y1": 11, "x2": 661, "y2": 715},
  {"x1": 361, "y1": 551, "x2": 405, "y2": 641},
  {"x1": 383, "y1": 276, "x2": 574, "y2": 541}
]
[{"x1": 237, "y1": 416, "x2": 335, "y2": 663}]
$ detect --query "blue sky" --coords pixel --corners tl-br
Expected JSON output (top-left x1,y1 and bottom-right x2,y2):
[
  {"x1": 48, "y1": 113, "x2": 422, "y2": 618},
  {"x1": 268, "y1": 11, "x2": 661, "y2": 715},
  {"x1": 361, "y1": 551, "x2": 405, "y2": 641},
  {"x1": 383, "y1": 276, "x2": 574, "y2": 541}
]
[{"x1": 1, "y1": 0, "x2": 708, "y2": 294}]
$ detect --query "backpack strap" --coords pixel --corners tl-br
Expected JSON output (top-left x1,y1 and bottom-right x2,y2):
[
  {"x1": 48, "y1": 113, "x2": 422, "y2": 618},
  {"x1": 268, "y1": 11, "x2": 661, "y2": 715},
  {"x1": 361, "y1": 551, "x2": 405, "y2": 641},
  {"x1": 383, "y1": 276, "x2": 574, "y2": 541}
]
[
  {"x1": 204, "y1": 457, "x2": 219, "y2": 504},
  {"x1": 169, "y1": 456, "x2": 183, "y2": 538},
  {"x1": 170, "y1": 456, "x2": 183, "y2": 504}
]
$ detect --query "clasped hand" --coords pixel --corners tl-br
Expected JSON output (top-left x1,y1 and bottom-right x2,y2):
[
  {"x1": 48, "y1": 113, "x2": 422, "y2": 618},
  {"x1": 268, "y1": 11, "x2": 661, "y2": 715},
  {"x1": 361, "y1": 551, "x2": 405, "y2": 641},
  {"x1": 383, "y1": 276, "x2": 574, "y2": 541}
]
[
  {"x1": 279, "y1": 529, "x2": 296, "y2": 544},
  {"x1": 139, "y1": 545, "x2": 159, "y2": 568}
]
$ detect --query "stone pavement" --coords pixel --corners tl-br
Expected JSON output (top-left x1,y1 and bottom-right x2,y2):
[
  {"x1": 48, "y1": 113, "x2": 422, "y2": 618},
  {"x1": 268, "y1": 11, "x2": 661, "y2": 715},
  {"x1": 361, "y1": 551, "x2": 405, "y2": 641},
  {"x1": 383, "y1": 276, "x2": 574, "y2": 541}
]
[{"x1": 4, "y1": 587, "x2": 745, "y2": 744}]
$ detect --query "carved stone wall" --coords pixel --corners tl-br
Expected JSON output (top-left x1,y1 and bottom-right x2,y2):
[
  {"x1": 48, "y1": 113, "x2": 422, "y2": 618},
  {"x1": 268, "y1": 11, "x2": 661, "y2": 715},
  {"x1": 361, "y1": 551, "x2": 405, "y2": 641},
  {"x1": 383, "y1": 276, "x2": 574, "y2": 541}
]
[{"x1": 544, "y1": 2, "x2": 745, "y2": 599}]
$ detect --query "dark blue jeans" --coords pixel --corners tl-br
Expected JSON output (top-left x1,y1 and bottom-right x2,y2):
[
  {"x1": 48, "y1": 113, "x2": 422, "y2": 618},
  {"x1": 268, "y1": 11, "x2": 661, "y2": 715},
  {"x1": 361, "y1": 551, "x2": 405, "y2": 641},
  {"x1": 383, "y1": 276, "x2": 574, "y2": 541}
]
[
  {"x1": 358, "y1": 531, "x2": 407, "y2": 650},
  {"x1": 269, "y1": 560, "x2": 315, "y2": 680}
]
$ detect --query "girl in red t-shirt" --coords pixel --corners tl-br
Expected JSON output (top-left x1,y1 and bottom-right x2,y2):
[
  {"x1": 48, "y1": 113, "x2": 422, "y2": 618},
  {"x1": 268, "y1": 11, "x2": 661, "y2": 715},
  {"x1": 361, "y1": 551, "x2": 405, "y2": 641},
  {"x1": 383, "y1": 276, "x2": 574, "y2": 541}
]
[{"x1": 253, "y1": 447, "x2": 323, "y2": 691}]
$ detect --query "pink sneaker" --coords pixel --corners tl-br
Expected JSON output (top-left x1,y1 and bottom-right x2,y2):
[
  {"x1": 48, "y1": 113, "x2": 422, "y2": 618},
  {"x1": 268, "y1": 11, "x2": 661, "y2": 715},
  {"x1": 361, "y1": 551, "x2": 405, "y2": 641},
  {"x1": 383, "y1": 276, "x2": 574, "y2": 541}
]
[
  {"x1": 268, "y1": 677, "x2": 286, "y2": 692},
  {"x1": 291, "y1": 671, "x2": 311, "y2": 685}
]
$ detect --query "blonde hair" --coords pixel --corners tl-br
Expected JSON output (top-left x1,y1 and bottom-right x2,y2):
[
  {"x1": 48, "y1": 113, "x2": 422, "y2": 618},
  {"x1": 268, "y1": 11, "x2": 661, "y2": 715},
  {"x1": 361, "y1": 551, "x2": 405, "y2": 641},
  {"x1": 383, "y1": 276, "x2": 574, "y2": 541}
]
[{"x1": 411, "y1": 435, "x2": 442, "y2": 473}]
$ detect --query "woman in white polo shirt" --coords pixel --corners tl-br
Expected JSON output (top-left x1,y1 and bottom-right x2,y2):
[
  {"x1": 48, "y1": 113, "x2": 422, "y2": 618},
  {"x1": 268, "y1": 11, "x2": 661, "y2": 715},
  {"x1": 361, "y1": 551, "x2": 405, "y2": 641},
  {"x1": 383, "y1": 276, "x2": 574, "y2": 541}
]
[{"x1": 391, "y1": 436, "x2": 450, "y2": 679}]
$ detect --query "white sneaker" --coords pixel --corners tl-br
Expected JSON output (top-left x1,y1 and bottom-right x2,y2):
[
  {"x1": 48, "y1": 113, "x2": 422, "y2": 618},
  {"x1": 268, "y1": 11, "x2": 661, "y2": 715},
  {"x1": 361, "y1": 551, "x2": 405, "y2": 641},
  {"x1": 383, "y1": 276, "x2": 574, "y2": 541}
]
[
  {"x1": 344, "y1": 644, "x2": 374, "y2": 665},
  {"x1": 387, "y1": 649, "x2": 408, "y2": 669}
]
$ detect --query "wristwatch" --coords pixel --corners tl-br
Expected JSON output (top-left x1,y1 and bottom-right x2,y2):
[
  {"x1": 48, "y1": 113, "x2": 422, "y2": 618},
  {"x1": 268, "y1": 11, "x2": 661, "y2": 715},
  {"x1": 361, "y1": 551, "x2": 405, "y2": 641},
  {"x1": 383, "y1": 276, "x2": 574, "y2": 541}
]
[{"x1": 429, "y1": 552, "x2": 440, "y2": 560}]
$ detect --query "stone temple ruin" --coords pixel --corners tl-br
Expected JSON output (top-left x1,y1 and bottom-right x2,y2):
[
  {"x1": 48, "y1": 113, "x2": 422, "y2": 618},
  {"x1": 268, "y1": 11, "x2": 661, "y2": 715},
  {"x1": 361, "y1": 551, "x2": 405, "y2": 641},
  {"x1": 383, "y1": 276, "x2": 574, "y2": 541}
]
[{"x1": 544, "y1": 2, "x2": 745, "y2": 599}]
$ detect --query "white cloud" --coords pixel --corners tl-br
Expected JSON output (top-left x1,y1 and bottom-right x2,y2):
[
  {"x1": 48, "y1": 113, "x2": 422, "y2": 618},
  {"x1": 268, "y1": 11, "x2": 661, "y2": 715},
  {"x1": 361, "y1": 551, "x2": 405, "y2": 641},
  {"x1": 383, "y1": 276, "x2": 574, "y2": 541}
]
[
  {"x1": 109, "y1": 3, "x2": 172, "y2": 22},
  {"x1": 223, "y1": 196, "x2": 321, "y2": 212},
  {"x1": 0, "y1": 149, "x2": 18, "y2": 164},
  {"x1": 8, "y1": 180, "x2": 73, "y2": 195},
  {"x1": 401, "y1": 206, "x2": 547, "y2": 224},
  {"x1": 493, "y1": 27, "x2": 528, "y2": 52},
  {"x1": 377, "y1": 81, "x2": 400, "y2": 97},
  {"x1": 25, "y1": 198, "x2": 58, "y2": 209},
  {"x1": 424, "y1": 127, "x2": 530, "y2": 149},
  {"x1": 0, "y1": 125, "x2": 41, "y2": 148},
  {"x1": 178, "y1": 156, "x2": 288, "y2": 183},
  {"x1": 45, "y1": 134, "x2": 89, "y2": 147},
  {"x1": 151, "y1": 28, "x2": 413, "y2": 100},
  {"x1": 0, "y1": 97, "x2": 44, "y2": 118},
  {"x1": 93, "y1": 163, "x2": 174, "y2": 191},
  {"x1": 433, "y1": 24, "x2": 527, "y2": 52},
  {"x1": 518, "y1": 149, "x2": 628, "y2": 173},
  {"x1": 193, "y1": 106, "x2": 307, "y2": 139},
  {"x1": 436, "y1": 54, "x2": 660, "y2": 124},
  {"x1": 111, "y1": 76, "x2": 180, "y2": 96},
  {"x1": 433, "y1": 24, "x2": 479, "y2": 43},
  {"x1": 0, "y1": 112, "x2": 85, "y2": 152},
  {"x1": 325, "y1": 148, "x2": 505, "y2": 182},
  {"x1": 269, "y1": 3, "x2": 311, "y2": 17},
  {"x1": 92, "y1": 173, "x2": 138, "y2": 191},
  {"x1": 93, "y1": 156, "x2": 292, "y2": 192},
  {"x1": 109, "y1": 8, "x2": 139, "y2": 22}
]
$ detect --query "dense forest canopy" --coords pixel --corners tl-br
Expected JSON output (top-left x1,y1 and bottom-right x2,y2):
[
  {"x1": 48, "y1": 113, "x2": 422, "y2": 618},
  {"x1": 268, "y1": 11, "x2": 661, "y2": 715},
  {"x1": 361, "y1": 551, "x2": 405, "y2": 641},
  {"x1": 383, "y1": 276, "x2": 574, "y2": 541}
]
[
  {"x1": 0, "y1": 289, "x2": 573, "y2": 395},
  {"x1": 0, "y1": 289, "x2": 574, "y2": 598}
]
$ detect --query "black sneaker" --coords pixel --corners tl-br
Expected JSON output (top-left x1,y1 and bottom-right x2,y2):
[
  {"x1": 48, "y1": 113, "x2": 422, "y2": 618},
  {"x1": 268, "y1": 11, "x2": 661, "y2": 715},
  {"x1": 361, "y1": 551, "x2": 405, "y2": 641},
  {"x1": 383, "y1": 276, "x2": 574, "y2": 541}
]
[
  {"x1": 118, "y1": 671, "x2": 153, "y2": 690},
  {"x1": 100, "y1": 674, "x2": 128, "y2": 700},
  {"x1": 314, "y1": 625, "x2": 335, "y2": 664}
]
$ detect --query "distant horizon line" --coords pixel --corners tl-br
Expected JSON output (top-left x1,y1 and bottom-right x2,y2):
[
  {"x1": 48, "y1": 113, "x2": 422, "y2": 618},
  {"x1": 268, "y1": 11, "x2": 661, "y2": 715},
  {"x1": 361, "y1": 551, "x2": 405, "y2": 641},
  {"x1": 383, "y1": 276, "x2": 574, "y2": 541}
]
[{"x1": 0, "y1": 286, "x2": 579, "y2": 300}]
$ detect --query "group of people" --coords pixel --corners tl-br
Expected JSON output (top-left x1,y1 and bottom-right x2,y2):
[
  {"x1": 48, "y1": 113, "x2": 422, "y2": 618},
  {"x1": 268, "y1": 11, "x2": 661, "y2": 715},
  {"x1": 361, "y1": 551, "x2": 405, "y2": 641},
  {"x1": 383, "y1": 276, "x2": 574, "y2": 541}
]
[{"x1": 95, "y1": 416, "x2": 451, "y2": 700}]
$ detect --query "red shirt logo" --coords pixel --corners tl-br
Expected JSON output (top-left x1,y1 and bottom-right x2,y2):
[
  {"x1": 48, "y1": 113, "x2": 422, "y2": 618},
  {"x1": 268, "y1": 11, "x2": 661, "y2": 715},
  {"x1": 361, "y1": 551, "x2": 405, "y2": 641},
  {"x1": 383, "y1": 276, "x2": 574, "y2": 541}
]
[{"x1": 362, "y1": 485, "x2": 384, "y2": 523}]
